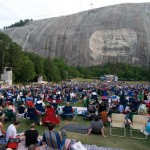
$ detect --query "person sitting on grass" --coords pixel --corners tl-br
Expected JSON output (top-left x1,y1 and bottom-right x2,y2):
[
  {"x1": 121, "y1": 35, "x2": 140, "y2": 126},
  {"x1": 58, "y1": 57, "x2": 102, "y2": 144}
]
[
  {"x1": 61, "y1": 102, "x2": 74, "y2": 119},
  {"x1": 17, "y1": 101, "x2": 26, "y2": 117},
  {"x1": 141, "y1": 118, "x2": 150, "y2": 136},
  {"x1": 138, "y1": 101, "x2": 148, "y2": 116},
  {"x1": 107, "y1": 105, "x2": 119, "y2": 122},
  {"x1": 7, "y1": 102, "x2": 16, "y2": 122},
  {"x1": 86, "y1": 115, "x2": 107, "y2": 137},
  {"x1": 42, "y1": 123, "x2": 66, "y2": 150},
  {"x1": 100, "y1": 109, "x2": 108, "y2": 127},
  {"x1": 24, "y1": 123, "x2": 39, "y2": 148},
  {"x1": 6, "y1": 121, "x2": 21, "y2": 142}
]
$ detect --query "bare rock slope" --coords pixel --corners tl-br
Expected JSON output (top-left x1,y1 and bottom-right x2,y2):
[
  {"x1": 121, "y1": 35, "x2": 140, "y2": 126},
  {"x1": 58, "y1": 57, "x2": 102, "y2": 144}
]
[{"x1": 2, "y1": 3, "x2": 150, "y2": 68}]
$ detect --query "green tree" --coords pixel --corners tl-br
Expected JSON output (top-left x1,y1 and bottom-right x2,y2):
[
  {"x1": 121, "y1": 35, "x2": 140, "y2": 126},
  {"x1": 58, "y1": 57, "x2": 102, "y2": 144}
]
[
  {"x1": 25, "y1": 52, "x2": 44, "y2": 76},
  {"x1": 19, "y1": 56, "x2": 35, "y2": 82},
  {"x1": 6, "y1": 19, "x2": 33, "y2": 28},
  {"x1": 51, "y1": 65, "x2": 61, "y2": 81},
  {"x1": 53, "y1": 58, "x2": 69, "y2": 80},
  {"x1": 0, "y1": 32, "x2": 12, "y2": 74},
  {"x1": 8, "y1": 42, "x2": 24, "y2": 81},
  {"x1": 68, "y1": 67, "x2": 80, "y2": 79},
  {"x1": 44, "y1": 57, "x2": 52, "y2": 81}
]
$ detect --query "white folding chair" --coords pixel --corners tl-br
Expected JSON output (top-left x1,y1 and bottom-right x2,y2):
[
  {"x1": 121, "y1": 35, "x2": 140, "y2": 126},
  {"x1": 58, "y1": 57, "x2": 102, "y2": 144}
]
[
  {"x1": 130, "y1": 115, "x2": 147, "y2": 139},
  {"x1": 110, "y1": 113, "x2": 126, "y2": 137}
]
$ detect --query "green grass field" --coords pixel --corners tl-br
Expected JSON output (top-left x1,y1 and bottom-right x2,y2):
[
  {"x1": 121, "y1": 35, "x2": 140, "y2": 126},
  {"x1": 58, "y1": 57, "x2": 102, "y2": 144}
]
[{"x1": 3, "y1": 101, "x2": 150, "y2": 150}]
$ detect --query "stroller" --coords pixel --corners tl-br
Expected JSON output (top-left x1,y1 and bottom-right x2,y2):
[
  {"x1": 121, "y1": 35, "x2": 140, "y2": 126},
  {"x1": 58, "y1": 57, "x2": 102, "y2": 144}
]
[{"x1": 83, "y1": 103, "x2": 97, "y2": 121}]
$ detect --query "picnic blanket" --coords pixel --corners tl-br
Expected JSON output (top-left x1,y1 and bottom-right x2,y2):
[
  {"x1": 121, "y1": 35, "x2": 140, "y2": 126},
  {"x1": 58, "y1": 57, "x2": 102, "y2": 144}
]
[
  {"x1": 0, "y1": 138, "x2": 7, "y2": 150},
  {"x1": 66, "y1": 139, "x2": 123, "y2": 150},
  {"x1": 61, "y1": 123, "x2": 89, "y2": 134},
  {"x1": 17, "y1": 140, "x2": 123, "y2": 150},
  {"x1": 83, "y1": 144, "x2": 123, "y2": 150}
]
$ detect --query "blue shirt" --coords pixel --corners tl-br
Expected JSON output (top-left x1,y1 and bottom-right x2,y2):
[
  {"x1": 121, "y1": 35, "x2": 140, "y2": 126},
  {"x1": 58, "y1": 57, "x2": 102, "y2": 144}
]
[{"x1": 145, "y1": 122, "x2": 150, "y2": 134}]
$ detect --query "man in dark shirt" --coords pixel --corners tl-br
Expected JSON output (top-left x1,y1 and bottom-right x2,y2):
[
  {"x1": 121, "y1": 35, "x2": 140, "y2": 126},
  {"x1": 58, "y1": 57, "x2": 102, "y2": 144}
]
[
  {"x1": 61, "y1": 102, "x2": 74, "y2": 119},
  {"x1": 24, "y1": 123, "x2": 39, "y2": 147},
  {"x1": 86, "y1": 115, "x2": 106, "y2": 137},
  {"x1": 18, "y1": 102, "x2": 26, "y2": 115}
]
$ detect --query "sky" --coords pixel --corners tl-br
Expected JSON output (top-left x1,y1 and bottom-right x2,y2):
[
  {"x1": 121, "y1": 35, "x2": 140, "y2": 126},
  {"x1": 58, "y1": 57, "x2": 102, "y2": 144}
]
[{"x1": 0, "y1": 0, "x2": 150, "y2": 29}]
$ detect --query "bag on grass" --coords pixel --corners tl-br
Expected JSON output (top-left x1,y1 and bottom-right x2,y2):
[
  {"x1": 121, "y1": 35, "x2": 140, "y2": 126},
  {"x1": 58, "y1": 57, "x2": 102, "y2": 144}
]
[
  {"x1": 6, "y1": 136, "x2": 20, "y2": 149},
  {"x1": 71, "y1": 141, "x2": 87, "y2": 150},
  {"x1": 65, "y1": 139, "x2": 76, "y2": 150}
]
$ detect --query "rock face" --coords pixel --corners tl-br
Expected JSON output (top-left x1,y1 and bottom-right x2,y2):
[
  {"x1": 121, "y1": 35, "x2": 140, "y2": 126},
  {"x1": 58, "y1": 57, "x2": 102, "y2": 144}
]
[{"x1": 2, "y1": 3, "x2": 150, "y2": 68}]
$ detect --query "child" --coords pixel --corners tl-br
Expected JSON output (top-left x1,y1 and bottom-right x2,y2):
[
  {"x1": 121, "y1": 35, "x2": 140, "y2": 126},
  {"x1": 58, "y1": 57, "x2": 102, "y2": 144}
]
[{"x1": 141, "y1": 118, "x2": 150, "y2": 135}]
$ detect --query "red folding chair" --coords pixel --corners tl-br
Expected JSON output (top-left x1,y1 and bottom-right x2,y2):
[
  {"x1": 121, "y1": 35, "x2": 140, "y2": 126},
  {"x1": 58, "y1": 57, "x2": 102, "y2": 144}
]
[
  {"x1": 26, "y1": 101, "x2": 34, "y2": 107},
  {"x1": 42, "y1": 107, "x2": 60, "y2": 125}
]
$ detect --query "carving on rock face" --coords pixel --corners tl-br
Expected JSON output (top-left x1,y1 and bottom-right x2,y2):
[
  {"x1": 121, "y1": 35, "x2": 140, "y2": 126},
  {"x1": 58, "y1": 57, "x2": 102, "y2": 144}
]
[{"x1": 89, "y1": 29, "x2": 138, "y2": 65}]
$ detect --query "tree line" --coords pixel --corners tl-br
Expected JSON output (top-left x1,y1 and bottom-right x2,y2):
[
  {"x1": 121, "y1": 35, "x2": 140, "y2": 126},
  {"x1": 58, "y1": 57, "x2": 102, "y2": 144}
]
[
  {"x1": 3, "y1": 19, "x2": 33, "y2": 29},
  {"x1": 0, "y1": 31, "x2": 150, "y2": 83}
]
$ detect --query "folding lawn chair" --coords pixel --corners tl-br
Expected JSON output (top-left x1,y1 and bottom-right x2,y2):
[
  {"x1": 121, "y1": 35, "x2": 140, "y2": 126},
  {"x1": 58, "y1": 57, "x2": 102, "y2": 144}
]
[
  {"x1": 42, "y1": 107, "x2": 60, "y2": 125},
  {"x1": 110, "y1": 113, "x2": 126, "y2": 137},
  {"x1": 130, "y1": 115, "x2": 147, "y2": 139}
]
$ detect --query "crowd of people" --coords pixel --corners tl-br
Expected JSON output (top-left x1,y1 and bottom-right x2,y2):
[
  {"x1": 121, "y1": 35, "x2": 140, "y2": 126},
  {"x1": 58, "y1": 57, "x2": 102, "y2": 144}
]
[{"x1": 0, "y1": 80, "x2": 150, "y2": 149}]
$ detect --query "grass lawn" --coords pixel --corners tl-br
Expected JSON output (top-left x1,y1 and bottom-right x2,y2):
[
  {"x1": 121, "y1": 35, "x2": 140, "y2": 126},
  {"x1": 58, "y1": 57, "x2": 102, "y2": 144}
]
[{"x1": 3, "y1": 101, "x2": 150, "y2": 150}]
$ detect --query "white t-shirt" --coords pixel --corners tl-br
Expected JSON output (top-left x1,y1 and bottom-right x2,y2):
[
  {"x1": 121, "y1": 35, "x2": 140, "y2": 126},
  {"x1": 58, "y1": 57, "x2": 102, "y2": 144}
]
[
  {"x1": 6, "y1": 124, "x2": 17, "y2": 141},
  {"x1": 91, "y1": 92, "x2": 97, "y2": 95},
  {"x1": 36, "y1": 100, "x2": 45, "y2": 107}
]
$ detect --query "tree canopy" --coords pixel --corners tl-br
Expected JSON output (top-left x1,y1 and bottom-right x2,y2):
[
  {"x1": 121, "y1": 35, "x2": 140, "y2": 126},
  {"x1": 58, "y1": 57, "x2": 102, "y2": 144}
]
[{"x1": 4, "y1": 19, "x2": 33, "y2": 29}]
